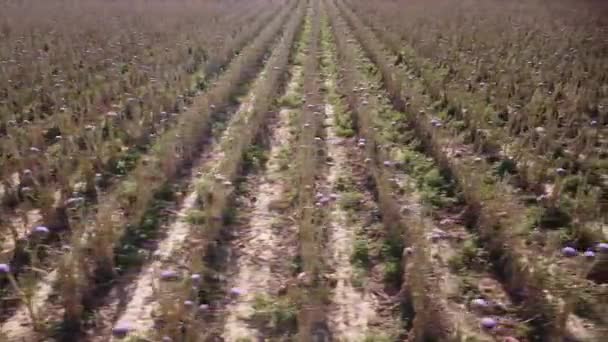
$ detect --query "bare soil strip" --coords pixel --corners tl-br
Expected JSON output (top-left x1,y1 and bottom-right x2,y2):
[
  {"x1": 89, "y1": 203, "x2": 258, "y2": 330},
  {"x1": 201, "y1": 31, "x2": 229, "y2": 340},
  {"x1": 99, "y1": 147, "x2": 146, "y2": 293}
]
[
  {"x1": 221, "y1": 65, "x2": 302, "y2": 340},
  {"x1": 320, "y1": 24, "x2": 379, "y2": 339},
  {"x1": 318, "y1": 9, "x2": 408, "y2": 339},
  {"x1": 323, "y1": 85, "x2": 378, "y2": 340}
]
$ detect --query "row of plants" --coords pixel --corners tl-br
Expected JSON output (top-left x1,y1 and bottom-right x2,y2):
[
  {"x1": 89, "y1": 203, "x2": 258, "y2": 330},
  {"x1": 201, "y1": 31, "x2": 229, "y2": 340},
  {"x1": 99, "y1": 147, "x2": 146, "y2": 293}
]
[
  {"x1": 0, "y1": 0, "x2": 268, "y2": 128},
  {"x1": 0, "y1": 1, "x2": 284, "y2": 244},
  {"x1": 0, "y1": 0, "x2": 291, "y2": 291},
  {"x1": 326, "y1": 1, "x2": 535, "y2": 340},
  {"x1": 291, "y1": 1, "x2": 331, "y2": 340},
  {"x1": 0, "y1": 1, "x2": 265, "y2": 189},
  {"x1": 335, "y1": 0, "x2": 606, "y2": 340},
  {"x1": 343, "y1": 0, "x2": 607, "y2": 164},
  {"x1": 138, "y1": 2, "x2": 307, "y2": 340},
  {"x1": 0, "y1": 1, "x2": 298, "y2": 338},
  {"x1": 326, "y1": 1, "x2": 455, "y2": 339},
  {"x1": 317, "y1": 6, "x2": 404, "y2": 338},
  {"x1": 345, "y1": 0, "x2": 607, "y2": 249}
]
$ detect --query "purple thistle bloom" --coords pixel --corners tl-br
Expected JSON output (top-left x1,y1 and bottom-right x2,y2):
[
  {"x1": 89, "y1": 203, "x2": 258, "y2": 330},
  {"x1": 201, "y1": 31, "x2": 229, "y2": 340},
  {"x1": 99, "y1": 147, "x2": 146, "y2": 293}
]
[
  {"x1": 229, "y1": 287, "x2": 245, "y2": 297},
  {"x1": 160, "y1": 270, "x2": 179, "y2": 281},
  {"x1": 33, "y1": 226, "x2": 50, "y2": 235},
  {"x1": 480, "y1": 317, "x2": 497, "y2": 329},
  {"x1": 190, "y1": 273, "x2": 201, "y2": 283},
  {"x1": 0, "y1": 264, "x2": 10, "y2": 274},
  {"x1": 471, "y1": 298, "x2": 489, "y2": 308},
  {"x1": 583, "y1": 250, "x2": 596, "y2": 259},
  {"x1": 112, "y1": 323, "x2": 132, "y2": 337},
  {"x1": 562, "y1": 246, "x2": 578, "y2": 257}
]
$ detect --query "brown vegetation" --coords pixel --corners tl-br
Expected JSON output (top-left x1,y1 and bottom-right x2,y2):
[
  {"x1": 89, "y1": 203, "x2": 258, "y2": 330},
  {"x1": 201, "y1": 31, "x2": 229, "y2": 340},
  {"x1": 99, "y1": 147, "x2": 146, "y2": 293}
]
[{"x1": 1, "y1": 0, "x2": 605, "y2": 340}]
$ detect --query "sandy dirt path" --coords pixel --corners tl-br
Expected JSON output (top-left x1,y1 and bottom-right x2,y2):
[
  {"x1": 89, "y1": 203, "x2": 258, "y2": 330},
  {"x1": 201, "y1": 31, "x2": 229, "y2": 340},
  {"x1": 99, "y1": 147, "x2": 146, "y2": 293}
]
[
  {"x1": 222, "y1": 65, "x2": 302, "y2": 341},
  {"x1": 322, "y1": 87, "x2": 379, "y2": 341}
]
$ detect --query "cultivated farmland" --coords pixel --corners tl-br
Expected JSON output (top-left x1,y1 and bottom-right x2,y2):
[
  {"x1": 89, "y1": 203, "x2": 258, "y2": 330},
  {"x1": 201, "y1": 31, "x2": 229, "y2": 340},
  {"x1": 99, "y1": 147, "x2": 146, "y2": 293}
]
[{"x1": 0, "y1": 0, "x2": 606, "y2": 341}]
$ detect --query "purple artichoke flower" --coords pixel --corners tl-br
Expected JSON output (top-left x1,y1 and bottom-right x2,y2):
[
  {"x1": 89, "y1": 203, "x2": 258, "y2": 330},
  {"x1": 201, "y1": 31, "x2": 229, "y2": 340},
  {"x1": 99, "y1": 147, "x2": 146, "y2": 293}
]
[
  {"x1": 229, "y1": 287, "x2": 245, "y2": 297},
  {"x1": 160, "y1": 270, "x2": 179, "y2": 281},
  {"x1": 480, "y1": 317, "x2": 497, "y2": 329},
  {"x1": 562, "y1": 246, "x2": 578, "y2": 257},
  {"x1": 583, "y1": 250, "x2": 596, "y2": 259},
  {"x1": 112, "y1": 323, "x2": 132, "y2": 337},
  {"x1": 33, "y1": 226, "x2": 50, "y2": 235},
  {"x1": 471, "y1": 298, "x2": 489, "y2": 308}
]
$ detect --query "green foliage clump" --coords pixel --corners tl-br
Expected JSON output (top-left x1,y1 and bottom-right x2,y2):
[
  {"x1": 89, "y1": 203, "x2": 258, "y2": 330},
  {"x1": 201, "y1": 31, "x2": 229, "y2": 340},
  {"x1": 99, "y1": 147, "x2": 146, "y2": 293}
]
[
  {"x1": 278, "y1": 93, "x2": 303, "y2": 108},
  {"x1": 351, "y1": 238, "x2": 370, "y2": 267},
  {"x1": 339, "y1": 191, "x2": 364, "y2": 211},
  {"x1": 243, "y1": 144, "x2": 268, "y2": 171},
  {"x1": 381, "y1": 238, "x2": 403, "y2": 286},
  {"x1": 447, "y1": 239, "x2": 487, "y2": 272},
  {"x1": 495, "y1": 158, "x2": 517, "y2": 178},
  {"x1": 251, "y1": 294, "x2": 297, "y2": 333},
  {"x1": 185, "y1": 209, "x2": 206, "y2": 225}
]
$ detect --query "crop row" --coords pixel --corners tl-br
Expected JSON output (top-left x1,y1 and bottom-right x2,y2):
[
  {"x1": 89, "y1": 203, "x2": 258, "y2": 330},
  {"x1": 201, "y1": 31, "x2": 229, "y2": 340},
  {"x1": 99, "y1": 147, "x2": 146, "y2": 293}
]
[
  {"x1": 334, "y1": 0, "x2": 606, "y2": 339},
  {"x1": 120, "y1": 2, "x2": 307, "y2": 340},
  {"x1": 326, "y1": 0, "x2": 537, "y2": 340},
  {"x1": 290, "y1": 1, "x2": 331, "y2": 340},
  {"x1": 0, "y1": 0, "x2": 286, "y2": 284},
  {"x1": 0, "y1": 1, "x2": 266, "y2": 186},
  {"x1": 0, "y1": 0, "x2": 290, "y2": 286},
  {"x1": 345, "y1": 0, "x2": 607, "y2": 248},
  {"x1": 344, "y1": 0, "x2": 607, "y2": 147},
  {"x1": 0, "y1": 0, "x2": 284, "y2": 265},
  {"x1": 0, "y1": 0, "x2": 270, "y2": 127}
]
